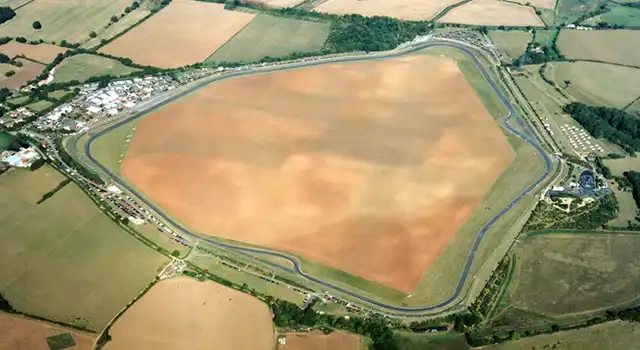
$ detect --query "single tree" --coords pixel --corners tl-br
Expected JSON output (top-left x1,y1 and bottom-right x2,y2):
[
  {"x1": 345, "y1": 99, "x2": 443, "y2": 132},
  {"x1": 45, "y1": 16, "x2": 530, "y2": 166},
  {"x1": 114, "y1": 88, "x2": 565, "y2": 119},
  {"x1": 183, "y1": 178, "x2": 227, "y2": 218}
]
[
  {"x1": 32, "y1": 20, "x2": 42, "y2": 29},
  {"x1": 110, "y1": 15, "x2": 118, "y2": 22},
  {"x1": 5, "y1": 70, "x2": 14, "y2": 77},
  {"x1": 89, "y1": 31, "x2": 97, "y2": 38}
]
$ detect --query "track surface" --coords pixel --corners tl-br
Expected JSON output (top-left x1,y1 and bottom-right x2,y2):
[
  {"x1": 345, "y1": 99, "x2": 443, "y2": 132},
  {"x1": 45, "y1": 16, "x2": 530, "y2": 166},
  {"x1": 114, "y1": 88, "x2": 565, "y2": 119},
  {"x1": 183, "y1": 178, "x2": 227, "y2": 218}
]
[{"x1": 82, "y1": 41, "x2": 554, "y2": 314}]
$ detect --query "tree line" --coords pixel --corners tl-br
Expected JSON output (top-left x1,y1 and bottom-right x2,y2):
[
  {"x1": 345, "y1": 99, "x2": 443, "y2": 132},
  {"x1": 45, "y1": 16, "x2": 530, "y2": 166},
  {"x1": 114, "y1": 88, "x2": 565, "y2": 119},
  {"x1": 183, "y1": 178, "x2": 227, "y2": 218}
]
[
  {"x1": 563, "y1": 102, "x2": 640, "y2": 154},
  {"x1": 270, "y1": 298, "x2": 398, "y2": 349},
  {"x1": 624, "y1": 171, "x2": 640, "y2": 214}
]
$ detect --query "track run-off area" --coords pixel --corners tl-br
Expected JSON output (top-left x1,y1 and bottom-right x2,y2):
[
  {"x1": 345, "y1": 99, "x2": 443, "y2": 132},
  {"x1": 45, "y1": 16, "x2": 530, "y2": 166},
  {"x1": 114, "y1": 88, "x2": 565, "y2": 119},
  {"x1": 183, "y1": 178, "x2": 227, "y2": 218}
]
[{"x1": 77, "y1": 40, "x2": 555, "y2": 316}]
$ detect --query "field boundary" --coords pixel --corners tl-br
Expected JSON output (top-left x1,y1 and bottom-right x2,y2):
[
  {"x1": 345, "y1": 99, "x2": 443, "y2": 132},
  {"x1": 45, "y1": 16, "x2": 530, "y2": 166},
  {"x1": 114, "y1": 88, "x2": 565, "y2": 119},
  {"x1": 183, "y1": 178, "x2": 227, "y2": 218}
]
[
  {"x1": 75, "y1": 40, "x2": 554, "y2": 315},
  {"x1": 432, "y1": 0, "x2": 474, "y2": 22}
]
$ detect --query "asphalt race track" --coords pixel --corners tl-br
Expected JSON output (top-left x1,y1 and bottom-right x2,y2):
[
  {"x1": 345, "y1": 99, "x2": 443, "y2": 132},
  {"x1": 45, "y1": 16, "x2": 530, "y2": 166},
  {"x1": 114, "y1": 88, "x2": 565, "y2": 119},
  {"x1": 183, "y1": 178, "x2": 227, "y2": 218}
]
[{"x1": 81, "y1": 41, "x2": 554, "y2": 315}]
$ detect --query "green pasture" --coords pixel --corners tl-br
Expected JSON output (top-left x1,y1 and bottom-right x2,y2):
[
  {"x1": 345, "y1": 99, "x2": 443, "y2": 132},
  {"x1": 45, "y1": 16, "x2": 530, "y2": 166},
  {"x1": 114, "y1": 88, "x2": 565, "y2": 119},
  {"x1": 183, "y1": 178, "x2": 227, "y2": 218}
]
[
  {"x1": 0, "y1": 0, "x2": 136, "y2": 43},
  {"x1": 7, "y1": 95, "x2": 29, "y2": 105},
  {"x1": 533, "y1": 29, "x2": 556, "y2": 47},
  {"x1": 545, "y1": 61, "x2": 640, "y2": 109},
  {"x1": 488, "y1": 30, "x2": 533, "y2": 60},
  {"x1": 0, "y1": 165, "x2": 167, "y2": 331},
  {"x1": 393, "y1": 331, "x2": 469, "y2": 350},
  {"x1": 583, "y1": 5, "x2": 640, "y2": 27},
  {"x1": 501, "y1": 231, "x2": 640, "y2": 318},
  {"x1": 487, "y1": 321, "x2": 640, "y2": 350},
  {"x1": 88, "y1": 119, "x2": 141, "y2": 175},
  {"x1": 48, "y1": 89, "x2": 73, "y2": 100},
  {"x1": 81, "y1": 7, "x2": 152, "y2": 49},
  {"x1": 54, "y1": 54, "x2": 139, "y2": 83},
  {"x1": 207, "y1": 14, "x2": 330, "y2": 63},
  {"x1": 554, "y1": 0, "x2": 604, "y2": 25},
  {"x1": 188, "y1": 253, "x2": 304, "y2": 304},
  {"x1": 25, "y1": 99, "x2": 52, "y2": 112}
]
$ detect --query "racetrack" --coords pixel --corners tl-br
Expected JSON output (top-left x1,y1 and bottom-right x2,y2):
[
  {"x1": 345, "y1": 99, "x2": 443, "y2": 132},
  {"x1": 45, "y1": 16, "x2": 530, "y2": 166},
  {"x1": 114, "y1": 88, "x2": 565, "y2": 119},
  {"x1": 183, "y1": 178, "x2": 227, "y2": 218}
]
[{"x1": 81, "y1": 41, "x2": 554, "y2": 315}]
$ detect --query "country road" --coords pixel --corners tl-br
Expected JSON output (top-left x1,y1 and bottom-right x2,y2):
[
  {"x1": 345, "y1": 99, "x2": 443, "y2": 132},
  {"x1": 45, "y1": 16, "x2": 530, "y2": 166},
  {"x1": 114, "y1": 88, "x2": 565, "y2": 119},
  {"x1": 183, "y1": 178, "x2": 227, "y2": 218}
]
[{"x1": 75, "y1": 40, "x2": 555, "y2": 315}]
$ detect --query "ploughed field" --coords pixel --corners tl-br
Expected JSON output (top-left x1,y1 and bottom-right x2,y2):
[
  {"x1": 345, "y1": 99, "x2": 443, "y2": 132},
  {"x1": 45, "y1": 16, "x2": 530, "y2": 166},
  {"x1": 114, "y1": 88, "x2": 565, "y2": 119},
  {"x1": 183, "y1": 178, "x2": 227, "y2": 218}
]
[{"x1": 123, "y1": 54, "x2": 514, "y2": 292}]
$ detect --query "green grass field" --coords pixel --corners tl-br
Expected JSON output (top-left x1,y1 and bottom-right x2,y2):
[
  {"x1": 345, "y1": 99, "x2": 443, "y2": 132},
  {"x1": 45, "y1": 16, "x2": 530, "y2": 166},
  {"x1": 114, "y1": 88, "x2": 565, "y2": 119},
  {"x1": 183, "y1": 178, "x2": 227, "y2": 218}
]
[
  {"x1": 206, "y1": 14, "x2": 330, "y2": 63},
  {"x1": 0, "y1": 165, "x2": 168, "y2": 331},
  {"x1": 487, "y1": 321, "x2": 640, "y2": 350},
  {"x1": 188, "y1": 253, "x2": 305, "y2": 304},
  {"x1": 532, "y1": 29, "x2": 557, "y2": 46},
  {"x1": 25, "y1": 99, "x2": 52, "y2": 112},
  {"x1": 88, "y1": 119, "x2": 140, "y2": 175},
  {"x1": 394, "y1": 332, "x2": 469, "y2": 350},
  {"x1": 501, "y1": 231, "x2": 640, "y2": 317},
  {"x1": 48, "y1": 89, "x2": 73, "y2": 100},
  {"x1": 0, "y1": 0, "x2": 137, "y2": 43},
  {"x1": 554, "y1": 0, "x2": 604, "y2": 25},
  {"x1": 557, "y1": 29, "x2": 640, "y2": 68},
  {"x1": 513, "y1": 65, "x2": 575, "y2": 153},
  {"x1": 54, "y1": 54, "x2": 139, "y2": 83},
  {"x1": 488, "y1": 30, "x2": 533, "y2": 60},
  {"x1": 545, "y1": 61, "x2": 640, "y2": 109},
  {"x1": 583, "y1": 5, "x2": 640, "y2": 27},
  {"x1": 81, "y1": 7, "x2": 152, "y2": 49},
  {"x1": 7, "y1": 95, "x2": 29, "y2": 105}
]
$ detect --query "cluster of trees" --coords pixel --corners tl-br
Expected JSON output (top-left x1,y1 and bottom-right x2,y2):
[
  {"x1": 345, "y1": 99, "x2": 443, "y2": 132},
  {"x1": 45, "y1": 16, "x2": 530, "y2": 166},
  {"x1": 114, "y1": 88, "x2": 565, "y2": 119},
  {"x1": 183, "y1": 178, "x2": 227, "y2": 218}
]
[
  {"x1": 0, "y1": 7, "x2": 15, "y2": 25},
  {"x1": 594, "y1": 157, "x2": 613, "y2": 179},
  {"x1": 270, "y1": 299, "x2": 397, "y2": 349},
  {"x1": 624, "y1": 171, "x2": 640, "y2": 211},
  {"x1": 470, "y1": 258, "x2": 511, "y2": 319},
  {"x1": 325, "y1": 15, "x2": 431, "y2": 53},
  {"x1": 515, "y1": 30, "x2": 564, "y2": 66},
  {"x1": 563, "y1": 102, "x2": 640, "y2": 154},
  {"x1": 524, "y1": 194, "x2": 619, "y2": 231}
]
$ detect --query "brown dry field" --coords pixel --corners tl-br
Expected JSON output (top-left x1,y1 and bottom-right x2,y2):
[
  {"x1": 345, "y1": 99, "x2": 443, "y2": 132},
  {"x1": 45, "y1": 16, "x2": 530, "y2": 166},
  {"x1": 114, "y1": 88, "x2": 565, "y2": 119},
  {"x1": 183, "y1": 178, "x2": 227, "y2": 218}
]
[
  {"x1": 105, "y1": 277, "x2": 274, "y2": 350},
  {"x1": 440, "y1": 0, "x2": 545, "y2": 26},
  {"x1": 100, "y1": 1, "x2": 255, "y2": 68},
  {"x1": 0, "y1": 313, "x2": 94, "y2": 350},
  {"x1": 249, "y1": 0, "x2": 306, "y2": 8},
  {"x1": 314, "y1": 0, "x2": 463, "y2": 20},
  {"x1": 281, "y1": 331, "x2": 361, "y2": 350},
  {"x1": 0, "y1": 42, "x2": 66, "y2": 64},
  {"x1": 0, "y1": 59, "x2": 44, "y2": 89},
  {"x1": 123, "y1": 55, "x2": 514, "y2": 292}
]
